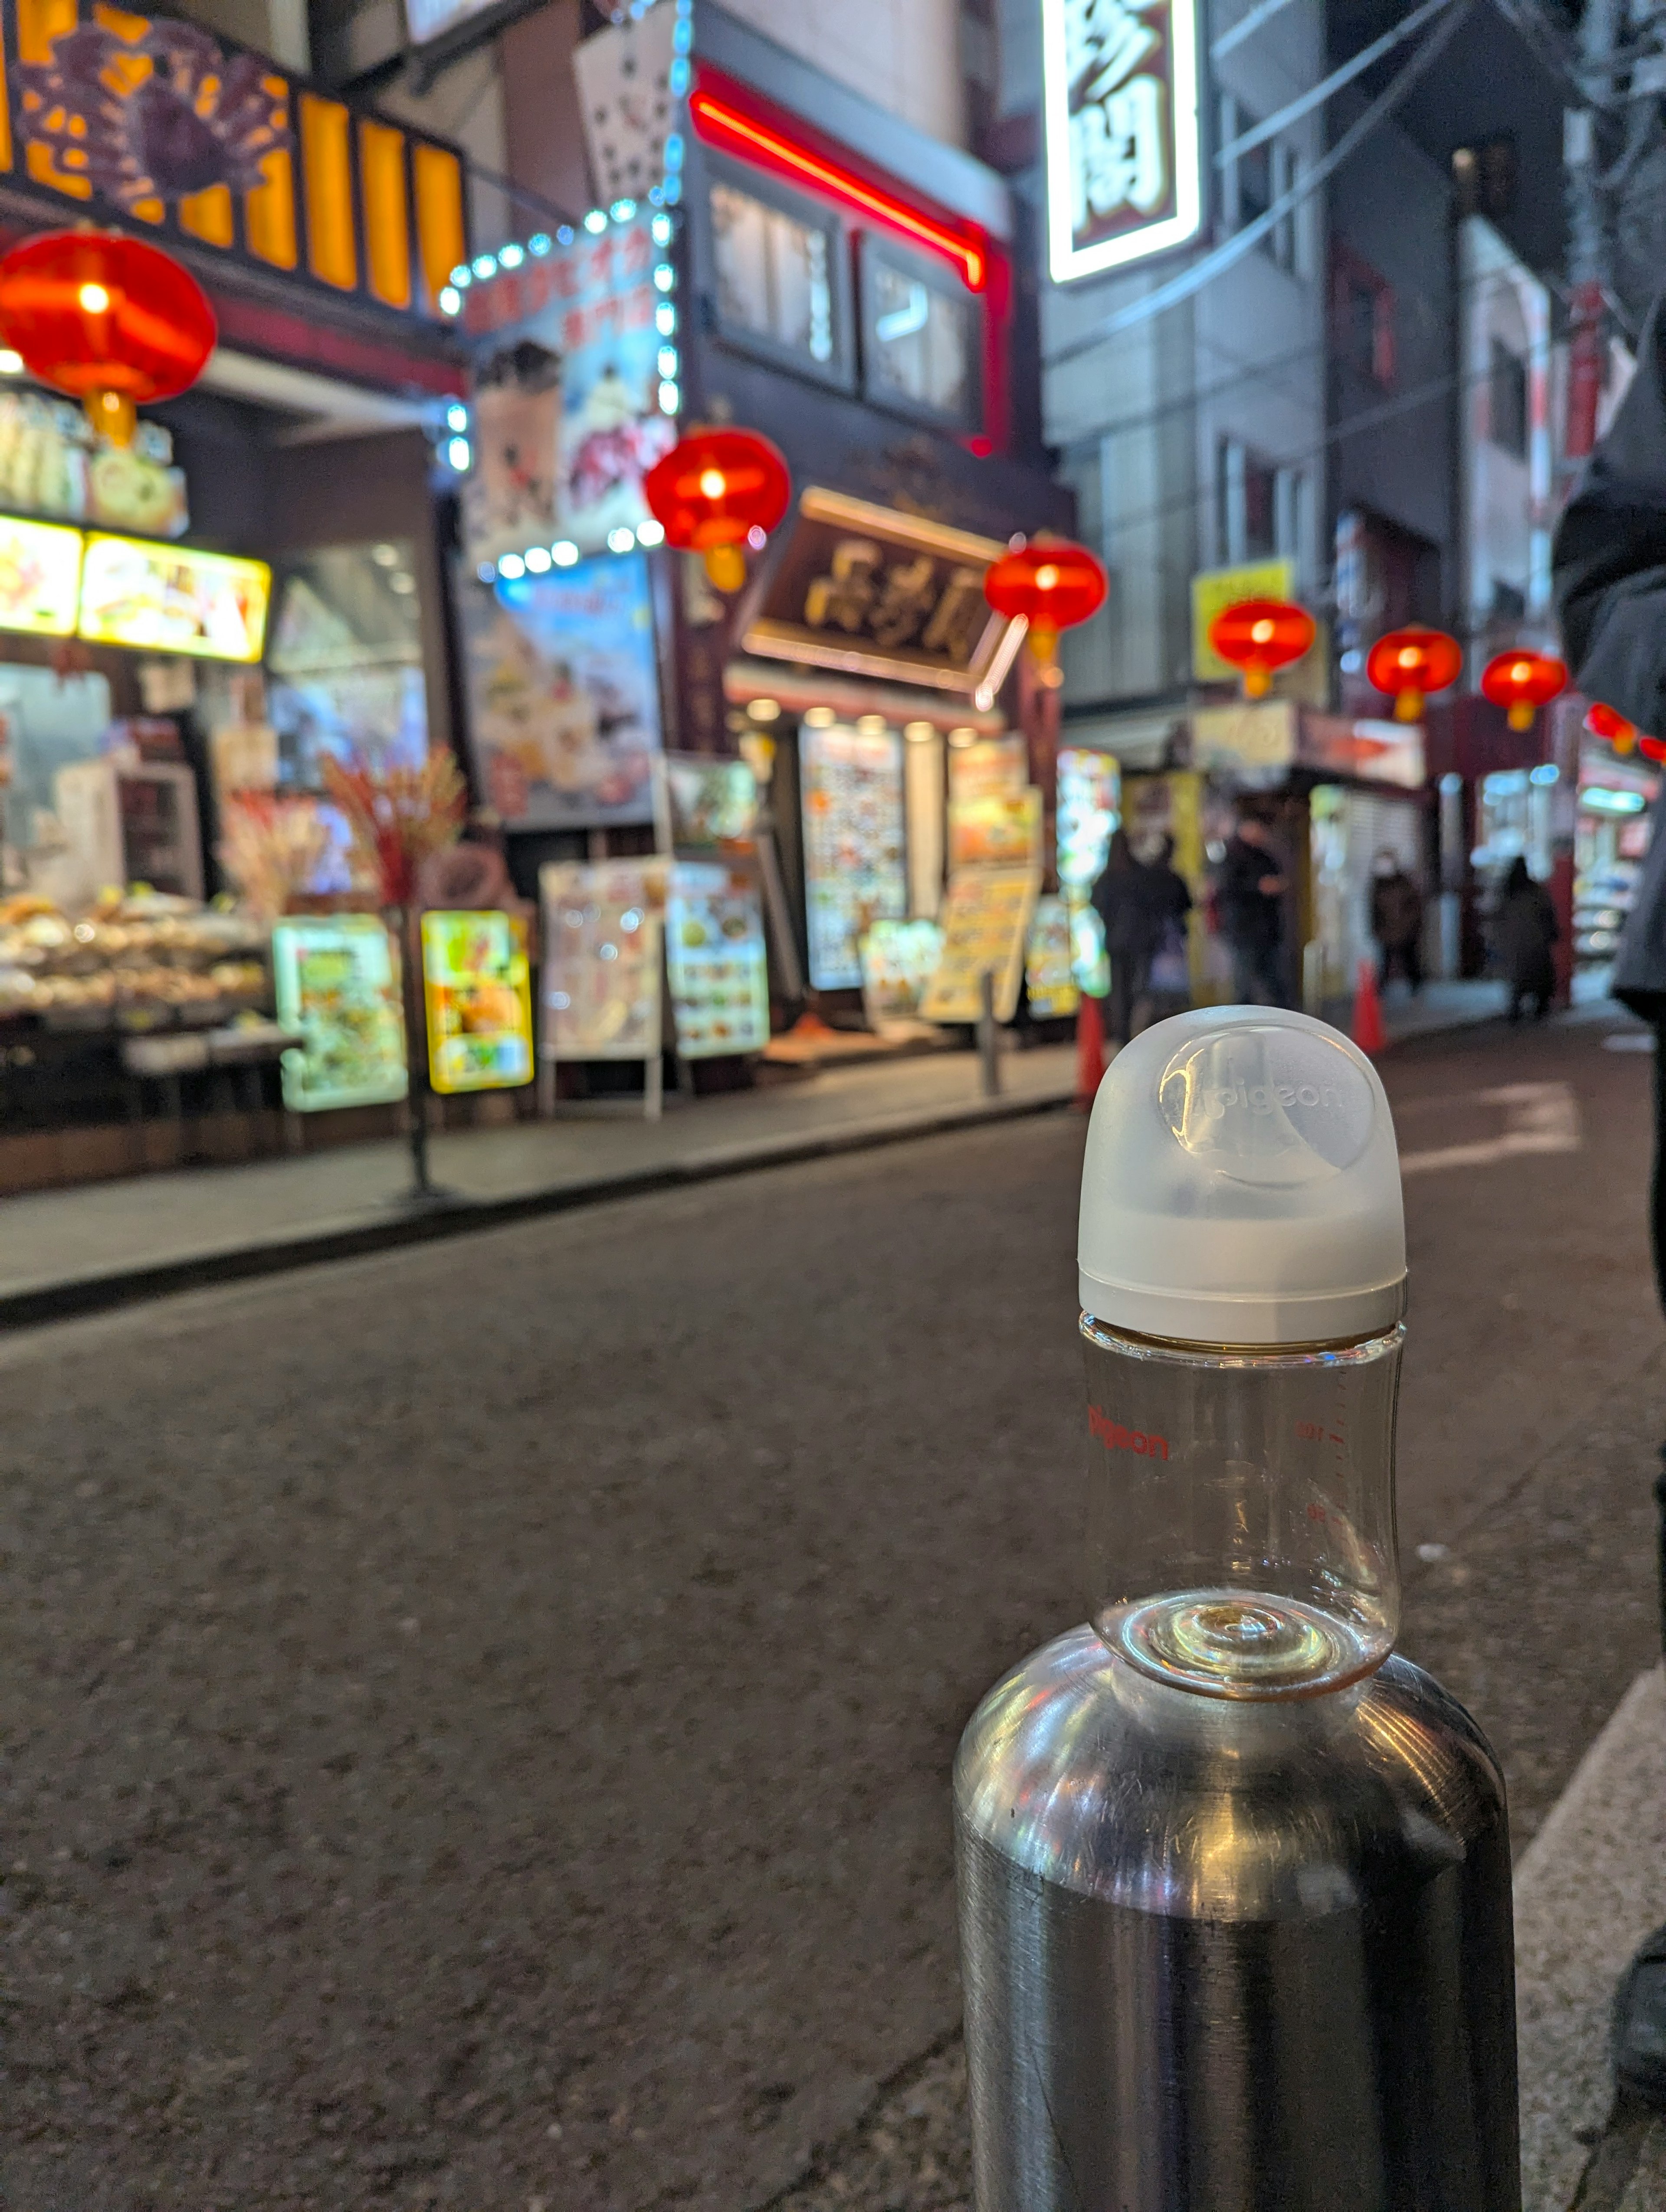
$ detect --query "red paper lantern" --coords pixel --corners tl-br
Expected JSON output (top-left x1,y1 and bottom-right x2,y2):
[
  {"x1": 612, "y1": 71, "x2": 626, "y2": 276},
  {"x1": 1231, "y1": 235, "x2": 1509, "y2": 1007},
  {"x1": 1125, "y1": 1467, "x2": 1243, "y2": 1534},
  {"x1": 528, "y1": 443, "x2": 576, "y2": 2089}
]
[
  {"x1": 1481, "y1": 648, "x2": 1567, "y2": 732},
  {"x1": 983, "y1": 537, "x2": 1108, "y2": 671},
  {"x1": 643, "y1": 426, "x2": 790, "y2": 592},
  {"x1": 1207, "y1": 597, "x2": 1316, "y2": 699},
  {"x1": 1585, "y1": 700, "x2": 1643, "y2": 756},
  {"x1": 0, "y1": 229, "x2": 216, "y2": 447},
  {"x1": 1365, "y1": 625, "x2": 1463, "y2": 723}
]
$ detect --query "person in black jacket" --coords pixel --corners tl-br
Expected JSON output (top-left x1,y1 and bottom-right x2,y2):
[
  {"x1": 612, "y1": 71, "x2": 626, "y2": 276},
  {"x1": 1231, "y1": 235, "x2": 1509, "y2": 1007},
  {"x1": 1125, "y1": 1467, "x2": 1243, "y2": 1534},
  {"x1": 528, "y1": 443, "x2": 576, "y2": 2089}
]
[{"x1": 1554, "y1": 298, "x2": 1666, "y2": 2106}]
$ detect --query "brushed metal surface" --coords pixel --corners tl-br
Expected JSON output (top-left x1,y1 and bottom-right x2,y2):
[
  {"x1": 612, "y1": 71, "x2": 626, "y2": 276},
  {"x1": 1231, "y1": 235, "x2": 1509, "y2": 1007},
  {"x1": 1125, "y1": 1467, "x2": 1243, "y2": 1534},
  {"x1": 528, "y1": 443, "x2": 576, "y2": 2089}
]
[{"x1": 954, "y1": 1626, "x2": 1519, "y2": 2212}]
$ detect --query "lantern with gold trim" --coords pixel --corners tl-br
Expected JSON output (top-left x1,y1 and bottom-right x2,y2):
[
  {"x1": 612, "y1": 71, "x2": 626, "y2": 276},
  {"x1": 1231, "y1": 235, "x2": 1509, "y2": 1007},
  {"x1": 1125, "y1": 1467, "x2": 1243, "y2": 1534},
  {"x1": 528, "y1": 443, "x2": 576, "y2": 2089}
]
[
  {"x1": 643, "y1": 426, "x2": 791, "y2": 592},
  {"x1": 0, "y1": 229, "x2": 216, "y2": 447},
  {"x1": 1481, "y1": 648, "x2": 1567, "y2": 733},
  {"x1": 1365, "y1": 625, "x2": 1463, "y2": 723},
  {"x1": 983, "y1": 537, "x2": 1108, "y2": 675},
  {"x1": 1207, "y1": 597, "x2": 1316, "y2": 699}
]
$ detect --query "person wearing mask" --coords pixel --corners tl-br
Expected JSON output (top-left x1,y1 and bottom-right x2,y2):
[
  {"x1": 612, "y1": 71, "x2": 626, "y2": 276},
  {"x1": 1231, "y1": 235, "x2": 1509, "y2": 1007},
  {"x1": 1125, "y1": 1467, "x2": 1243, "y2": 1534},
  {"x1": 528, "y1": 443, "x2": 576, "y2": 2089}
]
[
  {"x1": 1218, "y1": 813, "x2": 1289, "y2": 1007},
  {"x1": 1370, "y1": 851, "x2": 1425, "y2": 995},
  {"x1": 1554, "y1": 299, "x2": 1666, "y2": 2105},
  {"x1": 1089, "y1": 828, "x2": 1154, "y2": 1047},
  {"x1": 1492, "y1": 856, "x2": 1558, "y2": 1023}
]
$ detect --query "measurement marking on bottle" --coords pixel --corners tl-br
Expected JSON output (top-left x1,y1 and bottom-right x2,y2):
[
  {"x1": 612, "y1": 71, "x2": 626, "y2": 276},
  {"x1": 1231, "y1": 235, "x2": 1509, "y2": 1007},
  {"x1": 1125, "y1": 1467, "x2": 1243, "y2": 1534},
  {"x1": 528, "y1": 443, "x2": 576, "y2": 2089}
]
[{"x1": 1088, "y1": 1406, "x2": 1169, "y2": 1460}]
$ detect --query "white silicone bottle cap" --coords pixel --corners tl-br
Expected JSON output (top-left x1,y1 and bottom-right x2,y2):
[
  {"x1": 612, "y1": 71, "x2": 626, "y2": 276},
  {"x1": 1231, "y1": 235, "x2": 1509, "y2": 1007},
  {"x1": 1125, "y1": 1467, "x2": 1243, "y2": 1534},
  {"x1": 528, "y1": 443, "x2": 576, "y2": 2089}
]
[{"x1": 1079, "y1": 1007, "x2": 1407, "y2": 1346}]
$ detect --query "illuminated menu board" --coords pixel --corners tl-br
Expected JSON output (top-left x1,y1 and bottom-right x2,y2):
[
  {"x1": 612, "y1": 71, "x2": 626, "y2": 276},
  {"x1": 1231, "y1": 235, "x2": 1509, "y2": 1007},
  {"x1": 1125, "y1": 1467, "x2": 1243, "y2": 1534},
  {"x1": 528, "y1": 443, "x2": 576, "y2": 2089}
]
[
  {"x1": 420, "y1": 909, "x2": 535, "y2": 1094},
  {"x1": 0, "y1": 515, "x2": 83, "y2": 636},
  {"x1": 79, "y1": 534, "x2": 270, "y2": 661}
]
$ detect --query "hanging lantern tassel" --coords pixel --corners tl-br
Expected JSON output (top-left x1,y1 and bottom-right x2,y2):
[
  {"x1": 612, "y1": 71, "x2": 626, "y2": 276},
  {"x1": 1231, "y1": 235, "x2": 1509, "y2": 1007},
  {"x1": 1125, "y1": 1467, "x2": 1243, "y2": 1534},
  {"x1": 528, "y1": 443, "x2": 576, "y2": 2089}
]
[
  {"x1": 1207, "y1": 597, "x2": 1316, "y2": 700},
  {"x1": 984, "y1": 538, "x2": 1108, "y2": 675},
  {"x1": 1366, "y1": 626, "x2": 1464, "y2": 724},
  {"x1": 0, "y1": 231, "x2": 216, "y2": 448},
  {"x1": 643, "y1": 427, "x2": 791, "y2": 594},
  {"x1": 1481, "y1": 648, "x2": 1567, "y2": 733}
]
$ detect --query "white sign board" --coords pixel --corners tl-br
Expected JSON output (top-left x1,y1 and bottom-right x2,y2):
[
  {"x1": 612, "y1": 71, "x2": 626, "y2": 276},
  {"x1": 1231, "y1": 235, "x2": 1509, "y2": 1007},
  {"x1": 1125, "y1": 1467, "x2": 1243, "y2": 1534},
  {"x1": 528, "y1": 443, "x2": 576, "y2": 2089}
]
[{"x1": 1043, "y1": 0, "x2": 1204, "y2": 284}]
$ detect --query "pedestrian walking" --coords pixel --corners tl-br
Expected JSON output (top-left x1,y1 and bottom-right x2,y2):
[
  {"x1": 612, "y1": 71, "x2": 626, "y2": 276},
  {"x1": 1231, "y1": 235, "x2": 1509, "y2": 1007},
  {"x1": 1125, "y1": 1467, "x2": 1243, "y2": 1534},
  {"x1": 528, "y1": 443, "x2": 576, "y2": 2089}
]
[
  {"x1": 1492, "y1": 857, "x2": 1558, "y2": 1023},
  {"x1": 1137, "y1": 833, "x2": 1194, "y2": 1026},
  {"x1": 1089, "y1": 828, "x2": 1152, "y2": 1047},
  {"x1": 1370, "y1": 851, "x2": 1425, "y2": 995},
  {"x1": 1554, "y1": 290, "x2": 1666, "y2": 2104},
  {"x1": 1217, "y1": 813, "x2": 1290, "y2": 1007}
]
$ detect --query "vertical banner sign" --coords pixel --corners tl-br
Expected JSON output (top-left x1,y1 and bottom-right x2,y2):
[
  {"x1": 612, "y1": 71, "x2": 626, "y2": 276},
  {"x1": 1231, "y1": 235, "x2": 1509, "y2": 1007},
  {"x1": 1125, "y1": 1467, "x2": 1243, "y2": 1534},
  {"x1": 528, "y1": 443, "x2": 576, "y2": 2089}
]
[{"x1": 1043, "y1": 0, "x2": 1204, "y2": 283}]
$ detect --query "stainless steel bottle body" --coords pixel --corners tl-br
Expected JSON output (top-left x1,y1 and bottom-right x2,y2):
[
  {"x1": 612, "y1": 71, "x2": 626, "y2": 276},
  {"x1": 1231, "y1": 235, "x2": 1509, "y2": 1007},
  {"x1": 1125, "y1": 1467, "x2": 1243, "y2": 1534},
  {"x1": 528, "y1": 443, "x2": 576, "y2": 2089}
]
[{"x1": 955, "y1": 1627, "x2": 1518, "y2": 2212}]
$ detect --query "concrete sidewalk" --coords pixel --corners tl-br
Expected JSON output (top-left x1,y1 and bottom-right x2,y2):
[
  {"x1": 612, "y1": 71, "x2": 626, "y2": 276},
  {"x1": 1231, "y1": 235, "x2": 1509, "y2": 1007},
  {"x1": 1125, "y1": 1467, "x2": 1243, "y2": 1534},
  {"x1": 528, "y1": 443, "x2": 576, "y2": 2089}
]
[{"x1": 0, "y1": 1043, "x2": 1079, "y2": 1327}]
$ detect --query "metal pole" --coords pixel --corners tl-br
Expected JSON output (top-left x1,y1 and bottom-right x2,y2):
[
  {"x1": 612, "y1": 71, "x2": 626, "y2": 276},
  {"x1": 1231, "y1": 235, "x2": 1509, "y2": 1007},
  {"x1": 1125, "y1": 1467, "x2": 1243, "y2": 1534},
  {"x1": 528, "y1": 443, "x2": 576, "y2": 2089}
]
[{"x1": 978, "y1": 969, "x2": 1001, "y2": 1098}]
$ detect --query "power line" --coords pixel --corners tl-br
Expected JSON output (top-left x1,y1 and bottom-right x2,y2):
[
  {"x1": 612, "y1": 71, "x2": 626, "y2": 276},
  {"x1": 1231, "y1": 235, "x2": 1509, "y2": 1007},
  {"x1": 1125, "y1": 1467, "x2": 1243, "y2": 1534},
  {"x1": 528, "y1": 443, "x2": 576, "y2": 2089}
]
[{"x1": 1215, "y1": 0, "x2": 1455, "y2": 168}]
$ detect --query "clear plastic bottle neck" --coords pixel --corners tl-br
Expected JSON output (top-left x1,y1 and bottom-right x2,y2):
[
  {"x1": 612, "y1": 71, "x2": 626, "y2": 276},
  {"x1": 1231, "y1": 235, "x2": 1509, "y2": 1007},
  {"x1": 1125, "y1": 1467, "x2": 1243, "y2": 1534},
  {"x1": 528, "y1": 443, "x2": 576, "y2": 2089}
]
[{"x1": 1082, "y1": 1314, "x2": 1404, "y2": 1700}]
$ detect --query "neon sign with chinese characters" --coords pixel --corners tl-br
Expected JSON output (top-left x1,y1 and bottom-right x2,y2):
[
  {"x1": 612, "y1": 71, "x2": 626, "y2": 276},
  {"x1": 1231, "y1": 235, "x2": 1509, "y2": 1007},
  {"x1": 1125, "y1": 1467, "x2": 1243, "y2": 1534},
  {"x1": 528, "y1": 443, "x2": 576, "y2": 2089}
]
[{"x1": 1043, "y1": 0, "x2": 1204, "y2": 283}]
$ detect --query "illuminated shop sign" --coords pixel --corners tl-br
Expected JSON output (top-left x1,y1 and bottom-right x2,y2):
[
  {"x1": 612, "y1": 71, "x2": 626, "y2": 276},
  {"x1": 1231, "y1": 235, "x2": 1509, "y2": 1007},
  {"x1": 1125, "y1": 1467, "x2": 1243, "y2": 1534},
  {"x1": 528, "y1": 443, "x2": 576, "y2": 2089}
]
[
  {"x1": 79, "y1": 536, "x2": 271, "y2": 661},
  {"x1": 0, "y1": 515, "x2": 84, "y2": 636},
  {"x1": 1043, "y1": 0, "x2": 1204, "y2": 284}
]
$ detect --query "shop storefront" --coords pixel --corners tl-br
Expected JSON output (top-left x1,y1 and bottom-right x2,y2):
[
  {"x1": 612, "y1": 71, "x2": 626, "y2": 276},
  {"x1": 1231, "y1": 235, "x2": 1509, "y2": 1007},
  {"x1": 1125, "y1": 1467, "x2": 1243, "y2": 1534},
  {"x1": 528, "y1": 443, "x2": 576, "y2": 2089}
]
[{"x1": 0, "y1": 0, "x2": 472, "y2": 1188}]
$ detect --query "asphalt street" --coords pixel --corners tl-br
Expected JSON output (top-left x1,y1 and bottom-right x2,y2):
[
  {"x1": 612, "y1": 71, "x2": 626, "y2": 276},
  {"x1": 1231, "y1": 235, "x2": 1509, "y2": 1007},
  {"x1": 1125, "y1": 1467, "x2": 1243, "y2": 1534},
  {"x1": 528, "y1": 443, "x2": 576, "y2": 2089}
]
[{"x1": 0, "y1": 1007, "x2": 1659, "y2": 2212}]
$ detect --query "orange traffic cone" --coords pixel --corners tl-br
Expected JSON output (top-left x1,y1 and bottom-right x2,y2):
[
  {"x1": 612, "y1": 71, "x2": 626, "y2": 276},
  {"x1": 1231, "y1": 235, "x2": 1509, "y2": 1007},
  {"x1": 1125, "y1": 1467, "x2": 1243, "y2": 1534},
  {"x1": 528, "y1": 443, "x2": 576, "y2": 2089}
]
[
  {"x1": 1075, "y1": 990, "x2": 1107, "y2": 1109},
  {"x1": 1351, "y1": 959, "x2": 1385, "y2": 1056}
]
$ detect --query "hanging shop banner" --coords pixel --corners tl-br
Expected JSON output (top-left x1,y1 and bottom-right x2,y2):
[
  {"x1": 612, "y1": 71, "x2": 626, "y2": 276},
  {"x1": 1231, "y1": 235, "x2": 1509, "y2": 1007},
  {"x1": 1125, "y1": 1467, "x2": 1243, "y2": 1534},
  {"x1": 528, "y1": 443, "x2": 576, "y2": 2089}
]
[
  {"x1": 0, "y1": 389, "x2": 188, "y2": 537},
  {"x1": 948, "y1": 735, "x2": 1027, "y2": 806},
  {"x1": 0, "y1": 515, "x2": 84, "y2": 637},
  {"x1": 741, "y1": 489, "x2": 1018, "y2": 699},
  {"x1": 271, "y1": 915, "x2": 410, "y2": 1113},
  {"x1": 666, "y1": 863, "x2": 771, "y2": 1058},
  {"x1": 420, "y1": 909, "x2": 535, "y2": 1094},
  {"x1": 461, "y1": 211, "x2": 676, "y2": 561},
  {"x1": 659, "y1": 754, "x2": 760, "y2": 852},
  {"x1": 540, "y1": 857, "x2": 670, "y2": 1059},
  {"x1": 1298, "y1": 713, "x2": 1426, "y2": 790},
  {"x1": 948, "y1": 788, "x2": 1043, "y2": 871},
  {"x1": 1191, "y1": 699, "x2": 1298, "y2": 777},
  {"x1": 859, "y1": 918, "x2": 945, "y2": 1028},
  {"x1": 1026, "y1": 893, "x2": 1080, "y2": 1018},
  {"x1": 920, "y1": 868, "x2": 1040, "y2": 1025},
  {"x1": 459, "y1": 551, "x2": 662, "y2": 828},
  {"x1": 799, "y1": 719, "x2": 908, "y2": 991},
  {"x1": 1043, "y1": 0, "x2": 1204, "y2": 284},
  {"x1": 79, "y1": 536, "x2": 271, "y2": 662}
]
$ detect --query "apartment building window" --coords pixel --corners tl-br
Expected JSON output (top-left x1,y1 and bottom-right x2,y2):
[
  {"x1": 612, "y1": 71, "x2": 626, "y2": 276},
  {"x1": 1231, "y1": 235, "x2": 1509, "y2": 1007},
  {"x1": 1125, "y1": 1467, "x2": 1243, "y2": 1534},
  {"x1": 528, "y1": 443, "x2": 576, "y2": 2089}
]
[
  {"x1": 860, "y1": 240, "x2": 980, "y2": 433},
  {"x1": 1453, "y1": 135, "x2": 1518, "y2": 221},
  {"x1": 706, "y1": 160, "x2": 854, "y2": 389},
  {"x1": 1220, "y1": 439, "x2": 1304, "y2": 569},
  {"x1": 1489, "y1": 338, "x2": 1528, "y2": 458},
  {"x1": 1330, "y1": 245, "x2": 1395, "y2": 388},
  {"x1": 1221, "y1": 98, "x2": 1302, "y2": 273}
]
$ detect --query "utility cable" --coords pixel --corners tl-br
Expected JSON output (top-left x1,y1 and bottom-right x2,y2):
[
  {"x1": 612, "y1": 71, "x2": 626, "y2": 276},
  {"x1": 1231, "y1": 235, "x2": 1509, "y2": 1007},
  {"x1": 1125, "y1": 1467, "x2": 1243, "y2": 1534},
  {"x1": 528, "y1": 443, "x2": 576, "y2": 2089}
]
[{"x1": 1215, "y1": 0, "x2": 1455, "y2": 167}]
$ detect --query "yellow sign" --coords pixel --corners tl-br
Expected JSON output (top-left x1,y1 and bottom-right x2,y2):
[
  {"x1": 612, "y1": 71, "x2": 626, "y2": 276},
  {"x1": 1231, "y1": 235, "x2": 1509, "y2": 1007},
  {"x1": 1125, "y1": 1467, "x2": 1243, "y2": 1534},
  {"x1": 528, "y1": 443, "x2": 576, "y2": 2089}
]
[
  {"x1": 0, "y1": 514, "x2": 83, "y2": 636},
  {"x1": 1191, "y1": 559, "x2": 1295, "y2": 682}
]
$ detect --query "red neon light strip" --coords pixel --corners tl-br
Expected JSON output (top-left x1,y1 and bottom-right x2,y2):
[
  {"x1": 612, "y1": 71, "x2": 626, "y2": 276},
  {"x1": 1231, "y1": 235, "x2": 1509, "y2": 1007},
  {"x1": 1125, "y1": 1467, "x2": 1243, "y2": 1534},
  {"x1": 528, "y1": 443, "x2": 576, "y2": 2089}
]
[{"x1": 689, "y1": 90, "x2": 987, "y2": 292}]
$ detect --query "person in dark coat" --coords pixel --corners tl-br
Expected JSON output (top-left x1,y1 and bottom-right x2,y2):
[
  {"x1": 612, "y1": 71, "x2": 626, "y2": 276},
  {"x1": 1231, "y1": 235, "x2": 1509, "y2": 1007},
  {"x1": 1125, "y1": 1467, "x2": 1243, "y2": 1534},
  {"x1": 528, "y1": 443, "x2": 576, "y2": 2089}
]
[
  {"x1": 1089, "y1": 828, "x2": 1153, "y2": 1047},
  {"x1": 1370, "y1": 851, "x2": 1425, "y2": 994},
  {"x1": 1553, "y1": 294, "x2": 1666, "y2": 2106},
  {"x1": 1217, "y1": 814, "x2": 1290, "y2": 1007},
  {"x1": 1492, "y1": 856, "x2": 1558, "y2": 1022}
]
